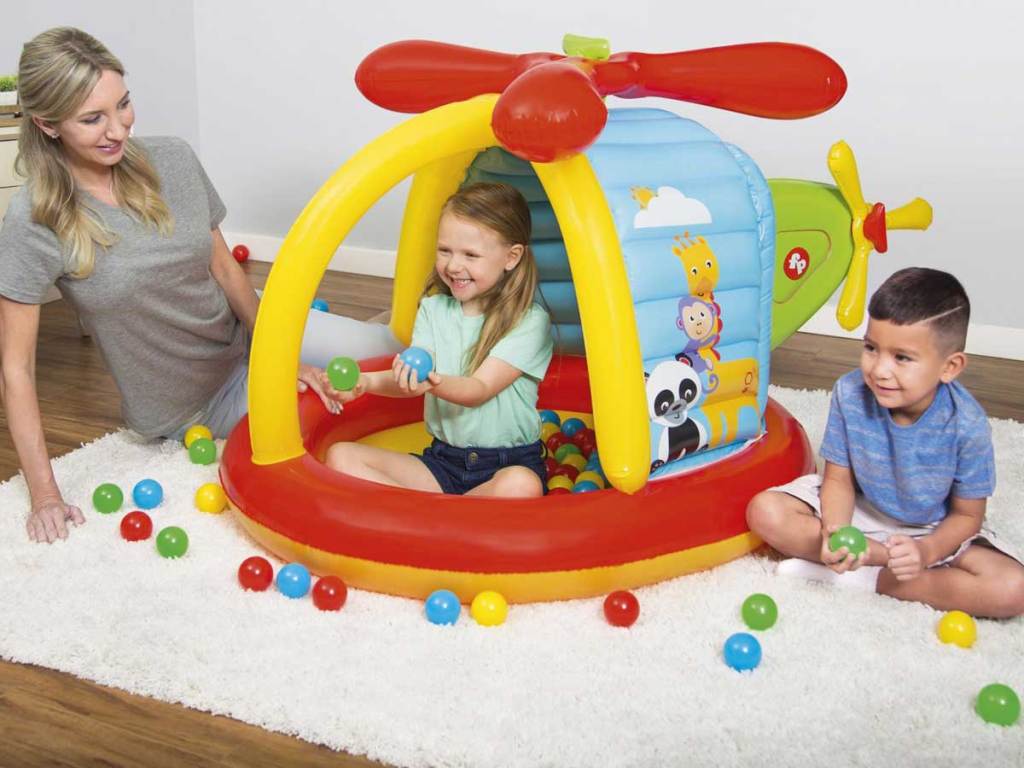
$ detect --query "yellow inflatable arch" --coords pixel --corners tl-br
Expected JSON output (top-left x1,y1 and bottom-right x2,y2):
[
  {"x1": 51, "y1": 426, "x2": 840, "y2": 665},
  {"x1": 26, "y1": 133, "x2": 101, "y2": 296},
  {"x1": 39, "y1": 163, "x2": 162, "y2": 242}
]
[{"x1": 249, "y1": 94, "x2": 651, "y2": 493}]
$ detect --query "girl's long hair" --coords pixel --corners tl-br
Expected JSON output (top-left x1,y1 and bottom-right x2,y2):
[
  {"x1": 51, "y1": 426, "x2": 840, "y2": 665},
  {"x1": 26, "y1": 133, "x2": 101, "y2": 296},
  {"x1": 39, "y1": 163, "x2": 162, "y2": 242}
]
[
  {"x1": 424, "y1": 183, "x2": 539, "y2": 375},
  {"x1": 16, "y1": 27, "x2": 172, "y2": 278}
]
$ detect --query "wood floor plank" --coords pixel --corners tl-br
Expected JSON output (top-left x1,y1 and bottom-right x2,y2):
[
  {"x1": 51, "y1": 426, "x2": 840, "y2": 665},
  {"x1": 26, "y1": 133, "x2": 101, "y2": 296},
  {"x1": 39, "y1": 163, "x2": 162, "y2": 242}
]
[{"x1": 2, "y1": 263, "x2": 1021, "y2": 766}]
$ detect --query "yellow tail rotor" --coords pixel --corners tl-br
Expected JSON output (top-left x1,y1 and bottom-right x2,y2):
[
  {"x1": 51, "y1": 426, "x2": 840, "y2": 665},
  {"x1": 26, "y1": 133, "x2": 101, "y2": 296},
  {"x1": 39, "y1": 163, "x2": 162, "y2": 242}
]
[{"x1": 827, "y1": 141, "x2": 934, "y2": 330}]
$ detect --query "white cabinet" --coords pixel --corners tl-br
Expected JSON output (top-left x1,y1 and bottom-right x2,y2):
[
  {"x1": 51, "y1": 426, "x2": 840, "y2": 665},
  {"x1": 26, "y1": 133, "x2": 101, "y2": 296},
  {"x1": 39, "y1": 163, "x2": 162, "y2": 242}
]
[{"x1": 0, "y1": 113, "x2": 23, "y2": 225}]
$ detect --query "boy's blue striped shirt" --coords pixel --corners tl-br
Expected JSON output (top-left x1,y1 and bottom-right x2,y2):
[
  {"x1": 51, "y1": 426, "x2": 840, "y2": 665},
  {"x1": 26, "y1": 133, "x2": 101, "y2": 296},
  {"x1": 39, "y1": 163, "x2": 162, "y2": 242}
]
[{"x1": 820, "y1": 370, "x2": 995, "y2": 525}]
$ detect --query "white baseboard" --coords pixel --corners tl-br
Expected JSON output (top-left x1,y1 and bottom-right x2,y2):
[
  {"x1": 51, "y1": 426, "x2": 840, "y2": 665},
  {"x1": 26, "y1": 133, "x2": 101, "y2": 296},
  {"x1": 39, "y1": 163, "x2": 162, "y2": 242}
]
[
  {"x1": 222, "y1": 231, "x2": 396, "y2": 278},
  {"x1": 224, "y1": 231, "x2": 1024, "y2": 362},
  {"x1": 802, "y1": 303, "x2": 1024, "y2": 362}
]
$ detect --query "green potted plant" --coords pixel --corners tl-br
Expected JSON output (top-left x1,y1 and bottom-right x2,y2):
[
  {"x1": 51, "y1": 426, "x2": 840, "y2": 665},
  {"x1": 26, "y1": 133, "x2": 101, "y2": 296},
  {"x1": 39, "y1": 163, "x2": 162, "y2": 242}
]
[{"x1": 0, "y1": 75, "x2": 18, "y2": 106}]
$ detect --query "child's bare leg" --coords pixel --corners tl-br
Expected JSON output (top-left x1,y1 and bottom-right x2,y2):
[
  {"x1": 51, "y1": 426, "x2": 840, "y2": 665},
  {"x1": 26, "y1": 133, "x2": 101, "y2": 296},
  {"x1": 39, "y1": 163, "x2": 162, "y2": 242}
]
[
  {"x1": 466, "y1": 466, "x2": 543, "y2": 498},
  {"x1": 747, "y1": 490, "x2": 889, "y2": 566},
  {"x1": 746, "y1": 490, "x2": 827, "y2": 561},
  {"x1": 876, "y1": 545, "x2": 1024, "y2": 618},
  {"x1": 324, "y1": 442, "x2": 442, "y2": 492}
]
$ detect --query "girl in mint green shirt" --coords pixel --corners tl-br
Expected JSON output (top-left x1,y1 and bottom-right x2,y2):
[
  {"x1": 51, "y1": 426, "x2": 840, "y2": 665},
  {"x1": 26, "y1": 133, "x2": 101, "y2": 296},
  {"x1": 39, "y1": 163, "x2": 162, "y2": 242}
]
[{"x1": 323, "y1": 183, "x2": 553, "y2": 497}]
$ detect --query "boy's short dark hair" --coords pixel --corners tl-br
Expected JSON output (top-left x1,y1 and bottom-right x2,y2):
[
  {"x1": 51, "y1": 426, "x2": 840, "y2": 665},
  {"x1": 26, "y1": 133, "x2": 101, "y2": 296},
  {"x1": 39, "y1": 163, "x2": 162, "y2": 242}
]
[{"x1": 868, "y1": 267, "x2": 970, "y2": 353}]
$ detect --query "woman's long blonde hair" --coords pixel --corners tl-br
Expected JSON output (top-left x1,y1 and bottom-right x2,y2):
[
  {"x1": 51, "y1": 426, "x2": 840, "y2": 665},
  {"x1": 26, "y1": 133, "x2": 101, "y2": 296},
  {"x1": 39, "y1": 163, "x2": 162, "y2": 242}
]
[
  {"x1": 16, "y1": 27, "x2": 172, "y2": 278},
  {"x1": 424, "y1": 183, "x2": 540, "y2": 375}
]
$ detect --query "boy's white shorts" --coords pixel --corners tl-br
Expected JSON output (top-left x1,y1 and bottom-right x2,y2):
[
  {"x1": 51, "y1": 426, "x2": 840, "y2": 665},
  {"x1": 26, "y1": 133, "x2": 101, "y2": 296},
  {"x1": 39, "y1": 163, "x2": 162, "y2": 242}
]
[{"x1": 770, "y1": 474, "x2": 1022, "y2": 568}]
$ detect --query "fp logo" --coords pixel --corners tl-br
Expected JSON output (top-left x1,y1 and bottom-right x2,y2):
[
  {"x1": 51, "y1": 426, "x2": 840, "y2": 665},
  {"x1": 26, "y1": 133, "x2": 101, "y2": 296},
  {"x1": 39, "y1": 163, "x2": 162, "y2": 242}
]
[{"x1": 783, "y1": 247, "x2": 809, "y2": 280}]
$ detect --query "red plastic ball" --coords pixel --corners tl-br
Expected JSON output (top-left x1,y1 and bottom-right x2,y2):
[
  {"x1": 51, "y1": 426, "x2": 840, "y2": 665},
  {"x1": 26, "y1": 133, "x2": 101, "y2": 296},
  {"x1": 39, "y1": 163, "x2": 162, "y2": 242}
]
[
  {"x1": 551, "y1": 464, "x2": 579, "y2": 482},
  {"x1": 603, "y1": 590, "x2": 640, "y2": 627},
  {"x1": 571, "y1": 427, "x2": 595, "y2": 448},
  {"x1": 312, "y1": 576, "x2": 348, "y2": 611},
  {"x1": 231, "y1": 244, "x2": 250, "y2": 263},
  {"x1": 545, "y1": 432, "x2": 570, "y2": 455},
  {"x1": 238, "y1": 556, "x2": 274, "y2": 591},
  {"x1": 120, "y1": 510, "x2": 153, "y2": 542},
  {"x1": 544, "y1": 457, "x2": 559, "y2": 476},
  {"x1": 577, "y1": 434, "x2": 598, "y2": 458},
  {"x1": 547, "y1": 487, "x2": 571, "y2": 495}
]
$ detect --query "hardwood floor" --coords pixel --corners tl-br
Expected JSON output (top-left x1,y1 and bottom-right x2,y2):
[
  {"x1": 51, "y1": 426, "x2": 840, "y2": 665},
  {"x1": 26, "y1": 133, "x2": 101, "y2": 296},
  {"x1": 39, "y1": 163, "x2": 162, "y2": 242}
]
[{"x1": 1, "y1": 262, "x2": 1022, "y2": 767}]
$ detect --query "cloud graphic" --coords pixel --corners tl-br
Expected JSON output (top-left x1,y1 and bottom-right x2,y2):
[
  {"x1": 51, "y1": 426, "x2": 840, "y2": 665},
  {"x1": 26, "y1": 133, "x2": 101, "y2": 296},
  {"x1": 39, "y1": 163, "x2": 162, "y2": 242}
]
[{"x1": 633, "y1": 186, "x2": 712, "y2": 229}]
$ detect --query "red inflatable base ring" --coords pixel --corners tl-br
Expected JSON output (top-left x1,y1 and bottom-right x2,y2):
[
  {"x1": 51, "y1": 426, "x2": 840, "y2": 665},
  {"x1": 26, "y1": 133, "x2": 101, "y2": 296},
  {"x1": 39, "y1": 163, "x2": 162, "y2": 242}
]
[{"x1": 220, "y1": 355, "x2": 814, "y2": 601}]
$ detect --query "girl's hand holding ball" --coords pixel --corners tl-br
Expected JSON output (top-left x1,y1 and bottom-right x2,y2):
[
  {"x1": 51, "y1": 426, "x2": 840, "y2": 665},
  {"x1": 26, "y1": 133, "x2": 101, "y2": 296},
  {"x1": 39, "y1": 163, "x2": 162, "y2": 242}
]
[{"x1": 393, "y1": 347, "x2": 438, "y2": 393}]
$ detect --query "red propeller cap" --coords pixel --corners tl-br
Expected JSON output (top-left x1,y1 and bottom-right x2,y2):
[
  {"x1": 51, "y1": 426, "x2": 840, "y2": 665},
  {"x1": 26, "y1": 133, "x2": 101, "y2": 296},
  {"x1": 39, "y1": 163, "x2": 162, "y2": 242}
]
[
  {"x1": 863, "y1": 202, "x2": 888, "y2": 253},
  {"x1": 492, "y1": 60, "x2": 607, "y2": 163}
]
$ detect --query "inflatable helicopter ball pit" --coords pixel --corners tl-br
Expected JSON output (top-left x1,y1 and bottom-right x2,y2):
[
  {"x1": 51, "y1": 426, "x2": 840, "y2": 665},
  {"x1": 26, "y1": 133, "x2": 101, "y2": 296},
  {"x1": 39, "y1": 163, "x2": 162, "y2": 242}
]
[{"x1": 220, "y1": 36, "x2": 932, "y2": 603}]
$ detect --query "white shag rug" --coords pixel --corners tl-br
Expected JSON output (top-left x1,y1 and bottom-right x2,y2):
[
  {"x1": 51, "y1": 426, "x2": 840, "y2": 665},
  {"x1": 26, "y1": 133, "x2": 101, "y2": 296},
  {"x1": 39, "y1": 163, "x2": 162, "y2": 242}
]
[{"x1": 2, "y1": 386, "x2": 1022, "y2": 768}]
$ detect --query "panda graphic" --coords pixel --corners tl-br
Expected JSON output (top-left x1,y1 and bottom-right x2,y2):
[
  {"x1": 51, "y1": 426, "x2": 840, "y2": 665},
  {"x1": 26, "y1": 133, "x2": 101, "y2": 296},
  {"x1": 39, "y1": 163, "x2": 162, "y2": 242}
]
[{"x1": 645, "y1": 360, "x2": 709, "y2": 469}]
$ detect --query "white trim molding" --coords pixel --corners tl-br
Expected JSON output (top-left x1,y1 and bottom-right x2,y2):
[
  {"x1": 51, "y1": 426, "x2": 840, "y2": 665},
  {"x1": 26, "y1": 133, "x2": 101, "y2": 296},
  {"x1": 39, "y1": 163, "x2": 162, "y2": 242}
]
[
  {"x1": 802, "y1": 303, "x2": 1024, "y2": 362},
  {"x1": 223, "y1": 232, "x2": 396, "y2": 278},
  {"x1": 224, "y1": 231, "x2": 1024, "y2": 363}
]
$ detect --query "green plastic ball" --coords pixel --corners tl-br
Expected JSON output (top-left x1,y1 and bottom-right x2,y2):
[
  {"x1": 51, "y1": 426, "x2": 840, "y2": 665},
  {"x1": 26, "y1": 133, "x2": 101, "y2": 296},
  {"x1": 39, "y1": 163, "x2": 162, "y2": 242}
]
[
  {"x1": 156, "y1": 526, "x2": 189, "y2": 559},
  {"x1": 188, "y1": 437, "x2": 217, "y2": 465},
  {"x1": 829, "y1": 525, "x2": 867, "y2": 559},
  {"x1": 975, "y1": 683, "x2": 1020, "y2": 726},
  {"x1": 326, "y1": 356, "x2": 360, "y2": 391},
  {"x1": 554, "y1": 443, "x2": 582, "y2": 463},
  {"x1": 741, "y1": 593, "x2": 778, "y2": 631},
  {"x1": 92, "y1": 483, "x2": 124, "y2": 514}
]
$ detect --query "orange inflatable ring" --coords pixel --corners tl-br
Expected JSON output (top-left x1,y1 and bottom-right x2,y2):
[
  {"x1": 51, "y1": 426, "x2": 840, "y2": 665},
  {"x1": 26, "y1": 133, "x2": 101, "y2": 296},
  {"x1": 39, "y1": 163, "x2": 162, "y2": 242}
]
[{"x1": 221, "y1": 354, "x2": 814, "y2": 603}]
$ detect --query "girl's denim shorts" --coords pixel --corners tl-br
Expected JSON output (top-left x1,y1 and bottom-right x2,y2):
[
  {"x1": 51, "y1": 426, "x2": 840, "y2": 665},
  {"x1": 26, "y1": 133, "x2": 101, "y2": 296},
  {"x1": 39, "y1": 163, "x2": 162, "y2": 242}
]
[{"x1": 417, "y1": 438, "x2": 548, "y2": 495}]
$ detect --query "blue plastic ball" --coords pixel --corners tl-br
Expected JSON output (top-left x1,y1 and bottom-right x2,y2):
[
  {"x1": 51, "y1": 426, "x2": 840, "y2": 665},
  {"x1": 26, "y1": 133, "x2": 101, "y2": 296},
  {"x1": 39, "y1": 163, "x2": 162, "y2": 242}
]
[
  {"x1": 723, "y1": 632, "x2": 762, "y2": 671},
  {"x1": 561, "y1": 417, "x2": 586, "y2": 437},
  {"x1": 276, "y1": 563, "x2": 311, "y2": 599},
  {"x1": 311, "y1": 298, "x2": 330, "y2": 312},
  {"x1": 132, "y1": 478, "x2": 164, "y2": 510},
  {"x1": 425, "y1": 589, "x2": 462, "y2": 625},
  {"x1": 572, "y1": 480, "x2": 600, "y2": 493},
  {"x1": 539, "y1": 410, "x2": 561, "y2": 427},
  {"x1": 399, "y1": 346, "x2": 434, "y2": 382}
]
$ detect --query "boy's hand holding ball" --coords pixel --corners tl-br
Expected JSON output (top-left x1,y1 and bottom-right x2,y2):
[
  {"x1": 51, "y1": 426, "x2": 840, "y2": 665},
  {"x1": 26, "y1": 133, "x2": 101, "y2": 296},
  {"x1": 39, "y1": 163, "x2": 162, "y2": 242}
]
[{"x1": 821, "y1": 523, "x2": 868, "y2": 573}]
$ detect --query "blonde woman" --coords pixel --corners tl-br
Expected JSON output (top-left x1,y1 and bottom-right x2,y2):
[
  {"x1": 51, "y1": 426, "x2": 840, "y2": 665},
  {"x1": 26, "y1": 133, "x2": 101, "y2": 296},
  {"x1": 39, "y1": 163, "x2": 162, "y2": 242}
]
[{"x1": 0, "y1": 28, "x2": 399, "y2": 544}]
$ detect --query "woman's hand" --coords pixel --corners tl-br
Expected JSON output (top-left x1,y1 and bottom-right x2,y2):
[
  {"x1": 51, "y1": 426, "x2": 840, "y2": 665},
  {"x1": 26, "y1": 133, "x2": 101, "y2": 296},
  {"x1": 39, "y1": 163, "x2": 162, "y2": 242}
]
[
  {"x1": 318, "y1": 371, "x2": 368, "y2": 409},
  {"x1": 297, "y1": 363, "x2": 341, "y2": 414},
  {"x1": 27, "y1": 498, "x2": 85, "y2": 543}
]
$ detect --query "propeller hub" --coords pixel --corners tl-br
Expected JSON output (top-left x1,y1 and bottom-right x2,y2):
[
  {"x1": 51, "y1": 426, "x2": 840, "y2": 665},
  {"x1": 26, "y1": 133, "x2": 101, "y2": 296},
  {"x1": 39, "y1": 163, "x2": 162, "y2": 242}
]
[{"x1": 863, "y1": 202, "x2": 888, "y2": 253}]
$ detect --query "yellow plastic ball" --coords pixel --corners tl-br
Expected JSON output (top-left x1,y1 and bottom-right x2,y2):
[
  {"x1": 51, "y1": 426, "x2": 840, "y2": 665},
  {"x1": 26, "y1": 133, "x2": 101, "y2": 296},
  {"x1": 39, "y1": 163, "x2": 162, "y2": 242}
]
[
  {"x1": 937, "y1": 610, "x2": 977, "y2": 648},
  {"x1": 183, "y1": 424, "x2": 213, "y2": 449},
  {"x1": 471, "y1": 590, "x2": 508, "y2": 626},
  {"x1": 575, "y1": 470, "x2": 605, "y2": 488},
  {"x1": 540, "y1": 422, "x2": 561, "y2": 442},
  {"x1": 194, "y1": 482, "x2": 228, "y2": 514},
  {"x1": 561, "y1": 453, "x2": 587, "y2": 471},
  {"x1": 547, "y1": 475, "x2": 574, "y2": 492}
]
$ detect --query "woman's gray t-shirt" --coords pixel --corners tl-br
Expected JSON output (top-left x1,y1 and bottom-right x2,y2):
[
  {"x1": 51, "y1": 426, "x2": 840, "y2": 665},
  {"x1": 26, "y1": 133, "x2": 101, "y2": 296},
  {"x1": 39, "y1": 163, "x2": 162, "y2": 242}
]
[{"x1": 0, "y1": 136, "x2": 246, "y2": 437}]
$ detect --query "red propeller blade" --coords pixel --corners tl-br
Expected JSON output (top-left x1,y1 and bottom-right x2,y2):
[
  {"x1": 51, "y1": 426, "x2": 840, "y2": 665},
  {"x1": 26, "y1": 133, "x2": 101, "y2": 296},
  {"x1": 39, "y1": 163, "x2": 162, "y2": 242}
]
[
  {"x1": 355, "y1": 40, "x2": 561, "y2": 113},
  {"x1": 594, "y1": 43, "x2": 847, "y2": 118},
  {"x1": 492, "y1": 61, "x2": 607, "y2": 163}
]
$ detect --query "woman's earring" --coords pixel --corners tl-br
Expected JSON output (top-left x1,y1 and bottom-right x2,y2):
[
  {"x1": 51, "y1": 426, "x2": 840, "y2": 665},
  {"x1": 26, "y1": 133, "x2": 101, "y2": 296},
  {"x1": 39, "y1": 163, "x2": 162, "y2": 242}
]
[
  {"x1": 50, "y1": 132, "x2": 60, "y2": 140},
  {"x1": 128, "y1": 125, "x2": 135, "y2": 138}
]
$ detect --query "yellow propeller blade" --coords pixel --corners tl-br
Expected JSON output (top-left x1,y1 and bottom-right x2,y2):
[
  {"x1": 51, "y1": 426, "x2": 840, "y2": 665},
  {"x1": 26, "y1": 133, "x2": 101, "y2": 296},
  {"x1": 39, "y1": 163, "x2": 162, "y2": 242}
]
[
  {"x1": 828, "y1": 140, "x2": 869, "y2": 219},
  {"x1": 886, "y1": 197, "x2": 933, "y2": 231},
  {"x1": 836, "y1": 240, "x2": 874, "y2": 331}
]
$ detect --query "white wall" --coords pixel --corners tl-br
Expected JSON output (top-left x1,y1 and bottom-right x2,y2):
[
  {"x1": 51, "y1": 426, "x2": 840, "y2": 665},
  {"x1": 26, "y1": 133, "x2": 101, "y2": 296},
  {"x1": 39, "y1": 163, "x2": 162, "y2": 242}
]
[
  {"x1": 2, "y1": 0, "x2": 201, "y2": 150},
  {"x1": 192, "y1": 0, "x2": 1023, "y2": 345},
  {"x1": 7, "y1": 1, "x2": 1024, "y2": 350}
]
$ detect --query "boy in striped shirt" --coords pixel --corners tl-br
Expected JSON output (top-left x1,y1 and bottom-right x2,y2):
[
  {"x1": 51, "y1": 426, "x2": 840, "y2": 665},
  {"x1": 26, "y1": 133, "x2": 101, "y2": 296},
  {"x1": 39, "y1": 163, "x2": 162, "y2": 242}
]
[{"x1": 748, "y1": 268, "x2": 1023, "y2": 617}]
